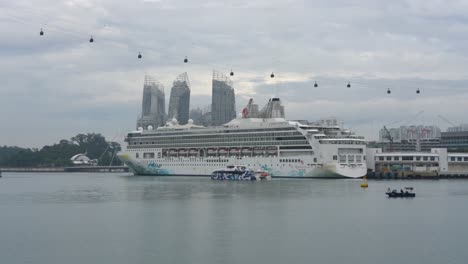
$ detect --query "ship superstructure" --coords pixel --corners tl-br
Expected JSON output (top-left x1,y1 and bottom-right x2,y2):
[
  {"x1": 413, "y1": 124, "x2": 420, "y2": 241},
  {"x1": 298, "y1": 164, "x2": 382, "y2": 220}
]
[{"x1": 118, "y1": 98, "x2": 367, "y2": 178}]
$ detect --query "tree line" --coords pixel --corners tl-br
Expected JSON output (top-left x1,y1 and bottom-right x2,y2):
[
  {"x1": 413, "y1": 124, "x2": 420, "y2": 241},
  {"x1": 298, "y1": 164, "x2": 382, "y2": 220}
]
[{"x1": 0, "y1": 133, "x2": 122, "y2": 167}]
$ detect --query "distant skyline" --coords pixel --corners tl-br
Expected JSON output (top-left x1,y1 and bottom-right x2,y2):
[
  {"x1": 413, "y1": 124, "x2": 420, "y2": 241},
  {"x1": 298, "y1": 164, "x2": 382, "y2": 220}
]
[{"x1": 1, "y1": 0, "x2": 468, "y2": 147}]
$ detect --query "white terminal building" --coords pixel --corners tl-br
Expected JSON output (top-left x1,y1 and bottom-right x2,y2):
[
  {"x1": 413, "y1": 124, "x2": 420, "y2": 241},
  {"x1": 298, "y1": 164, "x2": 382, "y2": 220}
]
[{"x1": 366, "y1": 148, "x2": 468, "y2": 176}]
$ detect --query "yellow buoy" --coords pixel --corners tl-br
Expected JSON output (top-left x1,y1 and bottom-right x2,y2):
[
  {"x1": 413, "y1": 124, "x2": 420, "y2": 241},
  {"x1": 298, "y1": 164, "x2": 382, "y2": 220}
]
[{"x1": 360, "y1": 177, "x2": 368, "y2": 188}]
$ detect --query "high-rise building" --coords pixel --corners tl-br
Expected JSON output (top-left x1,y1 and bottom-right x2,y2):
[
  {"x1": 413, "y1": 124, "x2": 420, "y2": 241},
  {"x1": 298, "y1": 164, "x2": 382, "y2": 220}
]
[
  {"x1": 448, "y1": 124, "x2": 468, "y2": 132},
  {"x1": 211, "y1": 70, "x2": 236, "y2": 126},
  {"x1": 190, "y1": 105, "x2": 211, "y2": 127},
  {"x1": 168, "y1": 72, "x2": 191, "y2": 125},
  {"x1": 137, "y1": 75, "x2": 166, "y2": 129},
  {"x1": 189, "y1": 107, "x2": 203, "y2": 125}
]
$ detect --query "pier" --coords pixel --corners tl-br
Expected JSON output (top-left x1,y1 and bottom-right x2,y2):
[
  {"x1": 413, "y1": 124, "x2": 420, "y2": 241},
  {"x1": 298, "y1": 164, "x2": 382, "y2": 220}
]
[
  {"x1": 0, "y1": 166, "x2": 129, "y2": 173},
  {"x1": 367, "y1": 171, "x2": 468, "y2": 180}
]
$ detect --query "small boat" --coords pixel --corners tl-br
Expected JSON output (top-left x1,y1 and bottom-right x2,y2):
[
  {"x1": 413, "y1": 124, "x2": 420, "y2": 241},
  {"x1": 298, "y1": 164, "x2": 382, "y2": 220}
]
[
  {"x1": 255, "y1": 170, "x2": 271, "y2": 180},
  {"x1": 386, "y1": 187, "x2": 415, "y2": 198},
  {"x1": 211, "y1": 165, "x2": 270, "y2": 181}
]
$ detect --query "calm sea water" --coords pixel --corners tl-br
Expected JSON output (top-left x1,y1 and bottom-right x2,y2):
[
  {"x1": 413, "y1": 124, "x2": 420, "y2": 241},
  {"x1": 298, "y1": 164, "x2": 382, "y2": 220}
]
[{"x1": 1, "y1": 172, "x2": 467, "y2": 264}]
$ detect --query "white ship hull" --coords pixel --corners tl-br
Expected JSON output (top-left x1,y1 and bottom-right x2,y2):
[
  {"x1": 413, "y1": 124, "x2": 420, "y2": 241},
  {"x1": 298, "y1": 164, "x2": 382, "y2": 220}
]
[{"x1": 118, "y1": 152, "x2": 366, "y2": 178}]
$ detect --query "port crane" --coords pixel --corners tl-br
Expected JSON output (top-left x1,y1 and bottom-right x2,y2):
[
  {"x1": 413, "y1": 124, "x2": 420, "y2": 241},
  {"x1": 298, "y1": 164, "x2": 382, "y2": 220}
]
[
  {"x1": 437, "y1": 115, "x2": 456, "y2": 127},
  {"x1": 382, "y1": 126, "x2": 394, "y2": 152}
]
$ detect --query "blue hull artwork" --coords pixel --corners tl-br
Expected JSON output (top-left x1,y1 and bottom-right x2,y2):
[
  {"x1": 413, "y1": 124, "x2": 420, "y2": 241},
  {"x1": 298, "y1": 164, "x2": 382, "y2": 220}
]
[
  {"x1": 211, "y1": 171, "x2": 257, "y2": 181},
  {"x1": 146, "y1": 161, "x2": 171, "y2": 175}
]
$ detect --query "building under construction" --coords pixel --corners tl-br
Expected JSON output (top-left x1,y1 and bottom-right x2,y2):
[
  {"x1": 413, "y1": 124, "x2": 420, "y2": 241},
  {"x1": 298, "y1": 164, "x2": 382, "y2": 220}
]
[
  {"x1": 168, "y1": 72, "x2": 191, "y2": 125},
  {"x1": 137, "y1": 75, "x2": 166, "y2": 129},
  {"x1": 211, "y1": 70, "x2": 236, "y2": 126}
]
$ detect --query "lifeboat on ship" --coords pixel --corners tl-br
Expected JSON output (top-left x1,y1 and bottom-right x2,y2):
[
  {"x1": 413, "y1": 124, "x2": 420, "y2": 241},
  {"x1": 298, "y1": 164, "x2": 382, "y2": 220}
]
[
  {"x1": 218, "y1": 148, "x2": 228, "y2": 156},
  {"x1": 178, "y1": 148, "x2": 188, "y2": 155},
  {"x1": 207, "y1": 148, "x2": 217, "y2": 156},
  {"x1": 169, "y1": 149, "x2": 178, "y2": 156},
  {"x1": 241, "y1": 147, "x2": 252, "y2": 155},
  {"x1": 266, "y1": 146, "x2": 277, "y2": 155},
  {"x1": 253, "y1": 147, "x2": 265, "y2": 155},
  {"x1": 189, "y1": 148, "x2": 198, "y2": 156},
  {"x1": 229, "y1": 147, "x2": 240, "y2": 155}
]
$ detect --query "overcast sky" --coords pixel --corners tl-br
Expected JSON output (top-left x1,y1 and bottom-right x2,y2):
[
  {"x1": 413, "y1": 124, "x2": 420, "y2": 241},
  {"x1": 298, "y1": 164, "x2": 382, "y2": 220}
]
[{"x1": 1, "y1": 0, "x2": 468, "y2": 147}]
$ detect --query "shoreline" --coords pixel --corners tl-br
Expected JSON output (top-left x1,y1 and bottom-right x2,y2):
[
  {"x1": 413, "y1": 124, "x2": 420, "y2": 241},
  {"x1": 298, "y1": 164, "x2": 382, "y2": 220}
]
[{"x1": 0, "y1": 166, "x2": 129, "y2": 173}]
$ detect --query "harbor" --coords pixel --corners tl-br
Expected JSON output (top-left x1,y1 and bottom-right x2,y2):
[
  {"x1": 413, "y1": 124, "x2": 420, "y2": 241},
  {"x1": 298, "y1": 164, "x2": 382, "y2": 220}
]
[
  {"x1": 1, "y1": 172, "x2": 468, "y2": 264},
  {"x1": 366, "y1": 148, "x2": 468, "y2": 180}
]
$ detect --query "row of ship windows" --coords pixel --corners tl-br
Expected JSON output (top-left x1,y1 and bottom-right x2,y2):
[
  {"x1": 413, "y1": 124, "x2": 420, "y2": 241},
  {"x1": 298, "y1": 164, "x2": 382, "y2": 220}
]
[
  {"x1": 129, "y1": 133, "x2": 303, "y2": 142},
  {"x1": 450, "y1": 157, "x2": 468, "y2": 162},
  {"x1": 134, "y1": 132, "x2": 304, "y2": 140},
  {"x1": 279, "y1": 159, "x2": 302, "y2": 163},
  {"x1": 129, "y1": 137, "x2": 306, "y2": 144},
  {"x1": 140, "y1": 153, "x2": 284, "y2": 160},
  {"x1": 138, "y1": 153, "x2": 316, "y2": 164},
  {"x1": 319, "y1": 140, "x2": 363, "y2": 145},
  {"x1": 378, "y1": 164, "x2": 439, "y2": 168},
  {"x1": 133, "y1": 134, "x2": 305, "y2": 141},
  {"x1": 333, "y1": 155, "x2": 365, "y2": 162},
  {"x1": 154, "y1": 163, "x2": 317, "y2": 167},
  {"x1": 377, "y1": 156, "x2": 437, "y2": 161},
  {"x1": 129, "y1": 141, "x2": 309, "y2": 146},
  {"x1": 129, "y1": 127, "x2": 298, "y2": 138}
]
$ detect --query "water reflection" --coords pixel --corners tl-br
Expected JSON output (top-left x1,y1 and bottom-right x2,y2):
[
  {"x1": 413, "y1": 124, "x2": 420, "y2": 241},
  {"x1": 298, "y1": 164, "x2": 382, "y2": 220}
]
[{"x1": 124, "y1": 176, "x2": 362, "y2": 202}]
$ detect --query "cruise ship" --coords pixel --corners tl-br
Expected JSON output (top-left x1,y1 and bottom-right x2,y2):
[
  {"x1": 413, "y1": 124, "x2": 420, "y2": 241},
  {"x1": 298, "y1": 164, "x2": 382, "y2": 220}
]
[{"x1": 118, "y1": 98, "x2": 367, "y2": 178}]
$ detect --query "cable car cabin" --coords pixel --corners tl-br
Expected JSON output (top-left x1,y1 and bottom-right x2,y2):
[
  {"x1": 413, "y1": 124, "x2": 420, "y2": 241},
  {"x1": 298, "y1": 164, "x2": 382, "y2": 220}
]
[{"x1": 138, "y1": 53, "x2": 142, "y2": 59}]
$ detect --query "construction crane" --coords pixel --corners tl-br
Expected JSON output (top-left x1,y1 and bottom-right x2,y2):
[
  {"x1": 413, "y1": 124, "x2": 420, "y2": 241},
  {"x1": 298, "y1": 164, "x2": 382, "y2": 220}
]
[
  {"x1": 382, "y1": 126, "x2": 394, "y2": 152},
  {"x1": 437, "y1": 115, "x2": 456, "y2": 127}
]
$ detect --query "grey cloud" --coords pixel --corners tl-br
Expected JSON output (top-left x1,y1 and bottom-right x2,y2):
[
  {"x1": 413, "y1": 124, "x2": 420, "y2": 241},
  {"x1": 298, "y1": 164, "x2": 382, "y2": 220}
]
[{"x1": 1, "y1": 0, "x2": 468, "y2": 147}]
